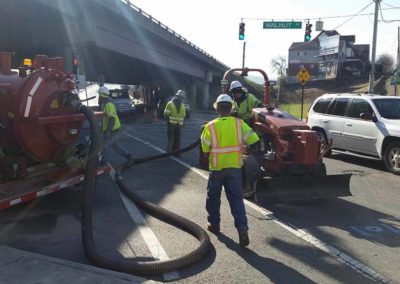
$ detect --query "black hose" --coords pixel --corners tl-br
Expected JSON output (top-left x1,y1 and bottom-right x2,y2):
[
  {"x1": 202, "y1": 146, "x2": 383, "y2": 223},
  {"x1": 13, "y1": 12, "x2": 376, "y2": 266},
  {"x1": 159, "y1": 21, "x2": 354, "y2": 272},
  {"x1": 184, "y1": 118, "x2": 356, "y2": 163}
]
[{"x1": 78, "y1": 104, "x2": 210, "y2": 276}]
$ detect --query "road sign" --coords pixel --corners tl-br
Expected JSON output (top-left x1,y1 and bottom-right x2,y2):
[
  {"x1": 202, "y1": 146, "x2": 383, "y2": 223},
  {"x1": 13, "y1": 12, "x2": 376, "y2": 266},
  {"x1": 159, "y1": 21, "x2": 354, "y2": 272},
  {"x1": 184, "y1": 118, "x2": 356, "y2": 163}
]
[
  {"x1": 269, "y1": 80, "x2": 277, "y2": 86},
  {"x1": 315, "y1": 21, "x2": 324, "y2": 31},
  {"x1": 263, "y1": 21, "x2": 302, "y2": 29},
  {"x1": 297, "y1": 68, "x2": 310, "y2": 85}
]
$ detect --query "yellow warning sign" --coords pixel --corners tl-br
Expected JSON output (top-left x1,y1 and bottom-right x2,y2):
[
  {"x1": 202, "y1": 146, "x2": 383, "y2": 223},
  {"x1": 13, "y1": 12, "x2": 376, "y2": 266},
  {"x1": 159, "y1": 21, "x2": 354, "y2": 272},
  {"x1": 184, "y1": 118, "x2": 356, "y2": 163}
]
[{"x1": 297, "y1": 68, "x2": 310, "y2": 85}]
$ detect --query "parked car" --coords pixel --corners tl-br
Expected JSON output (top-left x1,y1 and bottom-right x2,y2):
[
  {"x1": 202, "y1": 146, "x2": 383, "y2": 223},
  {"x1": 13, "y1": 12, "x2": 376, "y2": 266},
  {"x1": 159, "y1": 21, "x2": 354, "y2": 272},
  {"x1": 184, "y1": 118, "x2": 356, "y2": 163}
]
[
  {"x1": 307, "y1": 93, "x2": 400, "y2": 174},
  {"x1": 108, "y1": 87, "x2": 136, "y2": 116}
]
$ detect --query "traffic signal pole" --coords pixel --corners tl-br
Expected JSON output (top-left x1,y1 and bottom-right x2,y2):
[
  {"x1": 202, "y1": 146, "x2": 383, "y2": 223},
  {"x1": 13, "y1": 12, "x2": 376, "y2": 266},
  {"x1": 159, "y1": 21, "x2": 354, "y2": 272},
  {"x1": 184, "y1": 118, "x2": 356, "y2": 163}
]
[
  {"x1": 242, "y1": 41, "x2": 246, "y2": 68},
  {"x1": 368, "y1": 0, "x2": 382, "y2": 94}
]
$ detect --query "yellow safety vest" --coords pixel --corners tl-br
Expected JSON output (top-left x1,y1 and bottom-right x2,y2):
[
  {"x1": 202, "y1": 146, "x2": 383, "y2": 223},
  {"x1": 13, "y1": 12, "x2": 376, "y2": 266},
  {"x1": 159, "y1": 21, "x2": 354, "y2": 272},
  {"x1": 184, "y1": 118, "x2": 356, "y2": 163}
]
[
  {"x1": 234, "y1": 93, "x2": 262, "y2": 121},
  {"x1": 201, "y1": 117, "x2": 259, "y2": 171},
  {"x1": 102, "y1": 101, "x2": 121, "y2": 132},
  {"x1": 164, "y1": 101, "x2": 186, "y2": 126}
]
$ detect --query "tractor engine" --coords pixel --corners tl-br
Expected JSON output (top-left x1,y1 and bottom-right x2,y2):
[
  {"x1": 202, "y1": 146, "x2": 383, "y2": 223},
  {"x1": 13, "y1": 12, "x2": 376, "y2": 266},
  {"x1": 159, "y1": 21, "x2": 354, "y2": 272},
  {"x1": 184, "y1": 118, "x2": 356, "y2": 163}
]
[
  {"x1": 252, "y1": 108, "x2": 323, "y2": 175},
  {"x1": 0, "y1": 52, "x2": 82, "y2": 182}
]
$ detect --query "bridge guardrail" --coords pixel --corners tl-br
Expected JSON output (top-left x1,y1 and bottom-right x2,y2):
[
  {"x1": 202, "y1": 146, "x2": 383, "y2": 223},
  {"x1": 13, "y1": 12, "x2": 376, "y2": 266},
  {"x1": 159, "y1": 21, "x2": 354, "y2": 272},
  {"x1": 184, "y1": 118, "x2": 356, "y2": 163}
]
[{"x1": 120, "y1": 0, "x2": 229, "y2": 69}]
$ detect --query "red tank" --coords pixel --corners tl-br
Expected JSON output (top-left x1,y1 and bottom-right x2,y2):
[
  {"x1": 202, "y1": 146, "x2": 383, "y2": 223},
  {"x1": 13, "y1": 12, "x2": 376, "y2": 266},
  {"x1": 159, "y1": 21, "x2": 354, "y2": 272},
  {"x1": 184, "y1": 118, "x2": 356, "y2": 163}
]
[{"x1": 0, "y1": 51, "x2": 82, "y2": 165}]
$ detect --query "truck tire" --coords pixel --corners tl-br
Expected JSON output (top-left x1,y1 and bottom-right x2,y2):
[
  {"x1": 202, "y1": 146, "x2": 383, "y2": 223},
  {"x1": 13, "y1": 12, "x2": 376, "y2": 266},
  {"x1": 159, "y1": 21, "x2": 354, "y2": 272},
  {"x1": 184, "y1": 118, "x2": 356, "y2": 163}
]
[
  {"x1": 316, "y1": 129, "x2": 331, "y2": 157},
  {"x1": 384, "y1": 141, "x2": 400, "y2": 175}
]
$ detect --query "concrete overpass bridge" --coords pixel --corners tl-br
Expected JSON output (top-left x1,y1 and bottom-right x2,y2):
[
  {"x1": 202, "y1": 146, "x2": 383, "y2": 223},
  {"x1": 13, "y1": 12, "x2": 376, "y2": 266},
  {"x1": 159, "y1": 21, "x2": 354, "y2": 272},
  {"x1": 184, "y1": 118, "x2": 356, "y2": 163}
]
[{"x1": 0, "y1": 0, "x2": 229, "y2": 109}]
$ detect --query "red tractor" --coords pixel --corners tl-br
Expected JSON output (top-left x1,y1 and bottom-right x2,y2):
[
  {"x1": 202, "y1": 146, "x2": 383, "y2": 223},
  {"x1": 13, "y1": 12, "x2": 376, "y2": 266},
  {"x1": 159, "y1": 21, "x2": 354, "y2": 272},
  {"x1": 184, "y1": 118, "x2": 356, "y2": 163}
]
[{"x1": 201, "y1": 68, "x2": 351, "y2": 202}]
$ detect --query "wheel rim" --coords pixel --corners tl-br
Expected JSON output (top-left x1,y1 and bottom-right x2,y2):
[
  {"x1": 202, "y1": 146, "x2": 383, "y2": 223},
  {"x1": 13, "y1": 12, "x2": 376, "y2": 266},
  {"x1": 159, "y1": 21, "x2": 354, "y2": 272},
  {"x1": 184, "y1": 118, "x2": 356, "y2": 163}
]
[
  {"x1": 317, "y1": 132, "x2": 327, "y2": 155},
  {"x1": 388, "y1": 146, "x2": 400, "y2": 170}
]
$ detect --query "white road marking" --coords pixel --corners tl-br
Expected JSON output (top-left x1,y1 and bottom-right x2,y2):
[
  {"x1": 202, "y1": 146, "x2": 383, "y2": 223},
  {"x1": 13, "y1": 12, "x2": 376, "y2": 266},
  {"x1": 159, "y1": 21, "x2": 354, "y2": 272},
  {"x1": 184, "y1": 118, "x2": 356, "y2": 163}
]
[
  {"x1": 123, "y1": 131, "x2": 392, "y2": 284},
  {"x1": 108, "y1": 168, "x2": 179, "y2": 281}
]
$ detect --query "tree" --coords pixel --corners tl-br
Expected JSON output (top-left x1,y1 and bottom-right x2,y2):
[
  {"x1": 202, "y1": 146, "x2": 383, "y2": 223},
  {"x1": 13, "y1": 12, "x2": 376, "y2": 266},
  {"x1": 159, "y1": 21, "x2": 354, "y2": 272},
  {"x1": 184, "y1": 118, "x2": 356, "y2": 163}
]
[
  {"x1": 376, "y1": 53, "x2": 395, "y2": 75},
  {"x1": 270, "y1": 55, "x2": 287, "y2": 107},
  {"x1": 270, "y1": 55, "x2": 287, "y2": 80}
]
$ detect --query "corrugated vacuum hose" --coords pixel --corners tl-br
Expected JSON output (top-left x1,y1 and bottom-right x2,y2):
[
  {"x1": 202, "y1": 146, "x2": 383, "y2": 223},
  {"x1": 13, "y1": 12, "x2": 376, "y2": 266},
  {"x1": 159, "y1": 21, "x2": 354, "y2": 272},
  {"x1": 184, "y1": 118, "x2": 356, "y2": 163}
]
[{"x1": 78, "y1": 103, "x2": 210, "y2": 276}]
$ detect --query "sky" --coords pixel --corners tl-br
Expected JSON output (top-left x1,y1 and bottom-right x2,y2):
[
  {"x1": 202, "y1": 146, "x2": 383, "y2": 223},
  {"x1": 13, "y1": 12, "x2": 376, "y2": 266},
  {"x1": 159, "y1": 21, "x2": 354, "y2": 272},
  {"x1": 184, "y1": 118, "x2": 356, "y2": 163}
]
[{"x1": 130, "y1": 0, "x2": 400, "y2": 78}]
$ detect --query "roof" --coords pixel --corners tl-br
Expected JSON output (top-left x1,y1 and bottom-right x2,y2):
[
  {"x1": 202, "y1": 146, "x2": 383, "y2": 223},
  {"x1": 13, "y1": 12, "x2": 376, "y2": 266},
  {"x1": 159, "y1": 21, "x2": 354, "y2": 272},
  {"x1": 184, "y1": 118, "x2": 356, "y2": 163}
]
[
  {"x1": 289, "y1": 41, "x2": 319, "y2": 51},
  {"x1": 315, "y1": 30, "x2": 340, "y2": 38}
]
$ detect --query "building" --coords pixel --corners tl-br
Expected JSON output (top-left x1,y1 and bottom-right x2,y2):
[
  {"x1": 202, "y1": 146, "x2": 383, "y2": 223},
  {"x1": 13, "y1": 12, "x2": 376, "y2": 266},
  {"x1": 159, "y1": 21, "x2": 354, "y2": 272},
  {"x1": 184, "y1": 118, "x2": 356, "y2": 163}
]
[{"x1": 287, "y1": 30, "x2": 370, "y2": 83}]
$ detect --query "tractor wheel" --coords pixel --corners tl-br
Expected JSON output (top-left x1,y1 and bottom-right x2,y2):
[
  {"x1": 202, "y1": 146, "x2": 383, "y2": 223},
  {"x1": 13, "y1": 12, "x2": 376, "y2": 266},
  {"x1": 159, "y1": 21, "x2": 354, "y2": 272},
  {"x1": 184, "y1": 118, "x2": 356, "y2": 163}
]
[
  {"x1": 384, "y1": 141, "x2": 400, "y2": 175},
  {"x1": 316, "y1": 129, "x2": 331, "y2": 157},
  {"x1": 241, "y1": 155, "x2": 261, "y2": 198},
  {"x1": 311, "y1": 162, "x2": 327, "y2": 176}
]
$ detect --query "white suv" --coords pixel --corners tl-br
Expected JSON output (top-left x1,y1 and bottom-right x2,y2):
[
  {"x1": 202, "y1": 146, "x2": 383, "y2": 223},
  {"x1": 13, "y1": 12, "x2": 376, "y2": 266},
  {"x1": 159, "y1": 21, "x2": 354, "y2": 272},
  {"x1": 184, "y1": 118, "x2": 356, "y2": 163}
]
[{"x1": 307, "y1": 93, "x2": 400, "y2": 174}]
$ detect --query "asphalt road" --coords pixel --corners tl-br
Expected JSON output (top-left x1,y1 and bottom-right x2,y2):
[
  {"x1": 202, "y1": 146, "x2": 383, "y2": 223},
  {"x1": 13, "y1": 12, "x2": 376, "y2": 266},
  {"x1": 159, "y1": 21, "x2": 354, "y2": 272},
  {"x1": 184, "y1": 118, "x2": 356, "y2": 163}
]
[{"x1": 0, "y1": 111, "x2": 398, "y2": 283}]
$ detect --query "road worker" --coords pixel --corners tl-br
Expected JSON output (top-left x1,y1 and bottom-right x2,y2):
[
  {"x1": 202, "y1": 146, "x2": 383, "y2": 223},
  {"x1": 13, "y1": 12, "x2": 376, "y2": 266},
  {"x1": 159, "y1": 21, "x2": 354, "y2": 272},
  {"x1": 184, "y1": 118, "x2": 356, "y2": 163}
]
[
  {"x1": 230, "y1": 80, "x2": 263, "y2": 125},
  {"x1": 98, "y1": 86, "x2": 132, "y2": 164},
  {"x1": 200, "y1": 94, "x2": 260, "y2": 247},
  {"x1": 164, "y1": 90, "x2": 186, "y2": 156}
]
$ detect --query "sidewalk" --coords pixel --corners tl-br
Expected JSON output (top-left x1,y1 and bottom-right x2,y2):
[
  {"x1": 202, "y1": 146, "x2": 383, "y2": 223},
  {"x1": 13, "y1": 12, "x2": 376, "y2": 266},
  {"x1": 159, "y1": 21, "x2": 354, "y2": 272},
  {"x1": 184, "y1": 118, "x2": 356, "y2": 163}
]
[{"x1": 0, "y1": 246, "x2": 157, "y2": 284}]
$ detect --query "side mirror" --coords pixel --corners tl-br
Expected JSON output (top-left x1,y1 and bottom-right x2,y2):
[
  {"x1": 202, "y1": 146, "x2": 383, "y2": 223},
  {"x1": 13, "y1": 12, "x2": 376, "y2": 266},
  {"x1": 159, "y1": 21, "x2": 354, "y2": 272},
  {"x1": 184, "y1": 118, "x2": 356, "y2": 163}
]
[{"x1": 360, "y1": 112, "x2": 377, "y2": 122}]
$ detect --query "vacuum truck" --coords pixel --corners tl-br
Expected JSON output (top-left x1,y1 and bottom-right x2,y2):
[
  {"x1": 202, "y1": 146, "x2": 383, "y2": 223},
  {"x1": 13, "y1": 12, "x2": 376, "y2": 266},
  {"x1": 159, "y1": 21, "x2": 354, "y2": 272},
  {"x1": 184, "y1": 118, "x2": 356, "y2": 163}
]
[{"x1": 0, "y1": 51, "x2": 109, "y2": 210}]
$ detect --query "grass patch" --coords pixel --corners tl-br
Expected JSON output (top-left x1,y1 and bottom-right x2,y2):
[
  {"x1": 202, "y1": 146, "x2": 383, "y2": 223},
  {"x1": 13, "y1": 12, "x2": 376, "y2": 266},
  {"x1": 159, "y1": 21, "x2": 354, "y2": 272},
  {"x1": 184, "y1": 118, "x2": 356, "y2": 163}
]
[{"x1": 279, "y1": 103, "x2": 311, "y2": 119}]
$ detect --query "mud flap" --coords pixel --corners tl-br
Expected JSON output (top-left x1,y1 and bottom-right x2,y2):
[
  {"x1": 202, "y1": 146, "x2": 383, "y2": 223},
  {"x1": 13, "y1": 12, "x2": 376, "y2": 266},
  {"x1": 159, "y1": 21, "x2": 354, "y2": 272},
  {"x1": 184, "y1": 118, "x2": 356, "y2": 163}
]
[{"x1": 255, "y1": 174, "x2": 352, "y2": 203}]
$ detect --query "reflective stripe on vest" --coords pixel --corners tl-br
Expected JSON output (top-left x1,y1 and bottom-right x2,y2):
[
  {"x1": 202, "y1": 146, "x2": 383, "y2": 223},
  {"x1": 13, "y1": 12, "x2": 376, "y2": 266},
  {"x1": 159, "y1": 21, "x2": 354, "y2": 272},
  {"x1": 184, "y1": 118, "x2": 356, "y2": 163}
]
[{"x1": 208, "y1": 118, "x2": 243, "y2": 168}]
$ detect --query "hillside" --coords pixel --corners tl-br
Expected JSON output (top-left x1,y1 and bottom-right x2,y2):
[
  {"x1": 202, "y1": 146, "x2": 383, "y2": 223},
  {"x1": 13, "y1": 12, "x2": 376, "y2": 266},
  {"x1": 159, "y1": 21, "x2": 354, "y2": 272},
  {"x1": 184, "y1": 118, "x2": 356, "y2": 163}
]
[{"x1": 238, "y1": 75, "x2": 398, "y2": 105}]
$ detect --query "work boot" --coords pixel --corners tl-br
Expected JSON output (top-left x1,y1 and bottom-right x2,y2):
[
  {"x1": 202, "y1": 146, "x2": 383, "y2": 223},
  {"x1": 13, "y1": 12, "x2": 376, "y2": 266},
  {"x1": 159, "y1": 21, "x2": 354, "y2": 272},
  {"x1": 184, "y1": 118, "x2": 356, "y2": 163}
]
[
  {"x1": 207, "y1": 224, "x2": 220, "y2": 235},
  {"x1": 238, "y1": 229, "x2": 249, "y2": 247}
]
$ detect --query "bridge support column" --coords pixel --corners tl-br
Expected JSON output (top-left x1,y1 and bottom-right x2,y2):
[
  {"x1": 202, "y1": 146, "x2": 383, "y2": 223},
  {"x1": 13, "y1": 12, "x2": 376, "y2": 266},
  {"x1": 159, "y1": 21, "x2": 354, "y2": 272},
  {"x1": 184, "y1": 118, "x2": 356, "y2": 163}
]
[
  {"x1": 190, "y1": 83, "x2": 197, "y2": 109},
  {"x1": 58, "y1": 46, "x2": 74, "y2": 73},
  {"x1": 201, "y1": 82, "x2": 210, "y2": 110}
]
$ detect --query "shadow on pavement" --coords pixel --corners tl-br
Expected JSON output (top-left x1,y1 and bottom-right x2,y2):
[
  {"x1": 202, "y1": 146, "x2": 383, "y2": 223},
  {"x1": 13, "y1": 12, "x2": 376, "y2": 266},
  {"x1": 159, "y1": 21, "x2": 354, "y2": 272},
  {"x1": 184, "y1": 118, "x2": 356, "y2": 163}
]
[{"x1": 217, "y1": 233, "x2": 316, "y2": 284}]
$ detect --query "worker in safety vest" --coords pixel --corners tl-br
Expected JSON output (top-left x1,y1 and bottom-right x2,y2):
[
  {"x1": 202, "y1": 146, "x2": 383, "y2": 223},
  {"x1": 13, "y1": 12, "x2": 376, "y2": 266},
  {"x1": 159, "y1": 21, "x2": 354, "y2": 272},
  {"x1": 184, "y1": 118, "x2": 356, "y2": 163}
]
[
  {"x1": 230, "y1": 81, "x2": 263, "y2": 125},
  {"x1": 164, "y1": 90, "x2": 186, "y2": 156},
  {"x1": 98, "y1": 86, "x2": 132, "y2": 164},
  {"x1": 200, "y1": 94, "x2": 260, "y2": 247}
]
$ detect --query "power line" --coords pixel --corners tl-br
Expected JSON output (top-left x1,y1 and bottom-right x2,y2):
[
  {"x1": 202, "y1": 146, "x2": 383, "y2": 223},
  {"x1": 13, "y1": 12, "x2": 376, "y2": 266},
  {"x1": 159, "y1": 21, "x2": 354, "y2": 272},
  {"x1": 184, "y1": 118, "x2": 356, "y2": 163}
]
[
  {"x1": 379, "y1": 2, "x2": 400, "y2": 22},
  {"x1": 241, "y1": 6, "x2": 400, "y2": 22},
  {"x1": 333, "y1": 2, "x2": 374, "y2": 30}
]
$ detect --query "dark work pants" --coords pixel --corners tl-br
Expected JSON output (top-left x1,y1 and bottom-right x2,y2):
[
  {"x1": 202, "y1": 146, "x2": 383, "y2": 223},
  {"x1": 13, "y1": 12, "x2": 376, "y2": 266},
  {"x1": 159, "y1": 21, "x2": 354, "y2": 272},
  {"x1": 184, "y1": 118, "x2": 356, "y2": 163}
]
[
  {"x1": 102, "y1": 130, "x2": 131, "y2": 164},
  {"x1": 167, "y1": 123, "x2": 182, "y2": 154},
  {"x1": 206, "y1": 168, "x2": 248, "y2": 231}
]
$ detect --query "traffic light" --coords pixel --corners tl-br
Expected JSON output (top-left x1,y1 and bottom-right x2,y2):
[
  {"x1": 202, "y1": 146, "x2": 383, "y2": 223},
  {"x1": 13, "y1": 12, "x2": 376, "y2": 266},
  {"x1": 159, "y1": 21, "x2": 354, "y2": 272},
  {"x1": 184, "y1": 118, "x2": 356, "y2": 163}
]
[
  {"x1": 239, "y1": 22, "x2": 245, "y2": 40},
  {"x1": 304, "y1": 23, "x2": 312, "y2": 42},
  {"x1": 72, "y1": 57, "x2": 78, "y2": 74}
]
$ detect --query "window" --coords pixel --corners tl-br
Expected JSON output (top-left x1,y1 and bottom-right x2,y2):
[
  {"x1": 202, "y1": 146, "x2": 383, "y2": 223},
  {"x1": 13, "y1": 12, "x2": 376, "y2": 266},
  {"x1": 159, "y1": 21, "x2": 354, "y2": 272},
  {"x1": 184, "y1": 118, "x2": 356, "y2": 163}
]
[
  {"x1": 313, "y1": 98, "x2": 333, "y2": 113},
  {"x1": 372, "y1": 98, "x2": 400, "y2": 119},
  {"x1": 326, "y1": 98, "x2": 349, "y2": 116},
  {"x1": 348, "y1": 99, "x2": 373, "y2": 118}
]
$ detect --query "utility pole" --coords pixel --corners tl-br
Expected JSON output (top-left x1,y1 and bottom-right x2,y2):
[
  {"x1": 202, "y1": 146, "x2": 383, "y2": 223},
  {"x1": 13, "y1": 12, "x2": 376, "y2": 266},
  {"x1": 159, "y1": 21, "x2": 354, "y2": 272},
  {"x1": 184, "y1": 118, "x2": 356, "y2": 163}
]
[
  {"x1": 242, "y1": 41, "x2": 246, "y2": 69},
  {"x1": 396, "y1": 26, "x2": 400, "y2": 96},
  {"x1": 368, "y1": 0, "x2": 382, "y2": 93}
]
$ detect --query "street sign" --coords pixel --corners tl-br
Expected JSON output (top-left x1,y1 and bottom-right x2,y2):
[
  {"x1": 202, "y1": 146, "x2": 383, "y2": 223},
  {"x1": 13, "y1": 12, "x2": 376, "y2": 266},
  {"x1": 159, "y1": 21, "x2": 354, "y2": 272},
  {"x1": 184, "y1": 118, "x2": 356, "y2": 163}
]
[
  {"x1": 263, "y1": 21, "x2": 302, "y2": 29},
  {"x1": 297, "y1": 68, "x2": 310, "y2": 85},
  {"x1": 315, "y1": 21, "x2": 324, "y2": 31},
  {"x1": 269, "y1": 80, "x2": 277, "y2": 86}
]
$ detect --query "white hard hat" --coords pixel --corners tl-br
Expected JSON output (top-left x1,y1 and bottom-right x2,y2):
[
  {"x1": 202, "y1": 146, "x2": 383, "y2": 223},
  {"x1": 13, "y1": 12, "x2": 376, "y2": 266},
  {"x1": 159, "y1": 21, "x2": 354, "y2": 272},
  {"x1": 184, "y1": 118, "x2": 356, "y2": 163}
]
[
  {"x1": 175, "y1": 90, "x2": 186, "y2": 98},
  {"x1": 229, "y1": 81, "x2": 242, "y2": 91},
  {"x1": 213, "y1": 94, "x2": 233, "y2": 109},
  {"x1": 98, "y1": 86, "x2": 110, "y2": 98}
]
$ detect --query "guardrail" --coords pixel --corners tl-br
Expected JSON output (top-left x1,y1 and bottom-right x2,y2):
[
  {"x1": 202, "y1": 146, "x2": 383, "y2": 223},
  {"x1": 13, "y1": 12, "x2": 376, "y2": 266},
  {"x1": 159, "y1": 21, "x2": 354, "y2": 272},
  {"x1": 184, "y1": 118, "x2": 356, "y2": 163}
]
[{"x1": 120, "y1": 0, "x2": 229, "y2": 69}]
